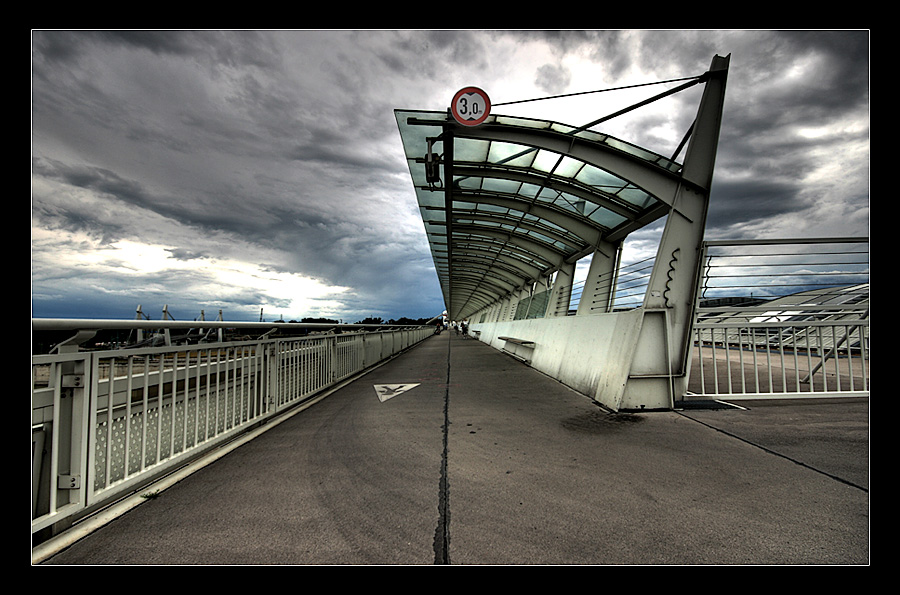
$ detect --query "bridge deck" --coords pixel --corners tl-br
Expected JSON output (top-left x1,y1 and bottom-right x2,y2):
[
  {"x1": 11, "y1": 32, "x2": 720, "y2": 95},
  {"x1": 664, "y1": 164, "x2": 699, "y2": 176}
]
[{"x1": 39, "y1": 332, "x2": 869, "y2": 565}]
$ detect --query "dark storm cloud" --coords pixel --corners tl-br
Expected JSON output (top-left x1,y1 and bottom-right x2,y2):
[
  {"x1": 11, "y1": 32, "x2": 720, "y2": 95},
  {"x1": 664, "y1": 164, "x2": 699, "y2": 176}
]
[
  {"x1": 33, "y1": 30, "x2": 282, "y2": 70},
  {"x1": 34, "y1": 158, "x2": 149, "y2": 208},
  {"x1": 374, "y1": 30, "x2": 491, "y2": 80},
  {"x1": 652, "y1": 30, "x2": 870, "y2": 238},
  {"x1": 534, "y1": 63, "x2": 572, "y2": 94},
  {"x1": 31, "y1": 30, "x2": 869, "y2": 322},
  {"x1": 29, "y1": 30, "x2": 484, "y2": 320},
  {"x1": 32, "y1": 156, "x2": 255, "y2": 245},
  {"x1": 707, "y1": 177, "x2": 809, "y2": 230}
]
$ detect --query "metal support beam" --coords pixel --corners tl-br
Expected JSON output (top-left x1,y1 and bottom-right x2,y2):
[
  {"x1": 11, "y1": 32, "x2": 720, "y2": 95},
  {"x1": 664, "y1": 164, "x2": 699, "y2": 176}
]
[
  {"x1": 547, "y1": 261, "x2": 576, "y2": 317},
  {"x1": 442, "y1": 128, "x2": 455, "y2": 318},
  {"x1": 577, "y1": 241, "x2": 622, "y2": 315},
  {"x1": 618, "y1": 54, "x2": 730, "y2": 411},
  {"x1": 642, "y1": 54, "x2": 730, "y2": 375}
]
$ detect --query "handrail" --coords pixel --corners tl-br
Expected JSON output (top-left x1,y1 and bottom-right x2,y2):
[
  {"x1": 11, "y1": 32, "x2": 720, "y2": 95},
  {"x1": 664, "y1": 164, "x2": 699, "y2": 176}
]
[
  {"x1": 32, "y1": 324, "x2": 433, "y2": 542},
  {"x1": 32, "y1": 318, "x2": 429, "y2": 331},
  {"x1": 700, "y1": 237, "x2": 868, "y2": 247},
  {"x1": 690, "y1": 237, "x2": 869, "y2": 400}
]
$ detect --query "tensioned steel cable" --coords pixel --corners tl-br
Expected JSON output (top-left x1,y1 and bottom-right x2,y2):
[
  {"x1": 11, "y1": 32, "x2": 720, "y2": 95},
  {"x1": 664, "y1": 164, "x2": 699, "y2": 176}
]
[
  {"x1": 453, "y1": 76, "x2": 702, "y2": 318},
  {"x1": 492, "y1": 75, "x2": 703, "y2": 107}
]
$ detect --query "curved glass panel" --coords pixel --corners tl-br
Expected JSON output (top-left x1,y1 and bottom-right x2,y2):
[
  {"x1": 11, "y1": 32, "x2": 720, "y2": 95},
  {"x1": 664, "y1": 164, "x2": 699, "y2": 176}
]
[{"x1": 395, "y1": 108, "x2": 682, "y2": 318}]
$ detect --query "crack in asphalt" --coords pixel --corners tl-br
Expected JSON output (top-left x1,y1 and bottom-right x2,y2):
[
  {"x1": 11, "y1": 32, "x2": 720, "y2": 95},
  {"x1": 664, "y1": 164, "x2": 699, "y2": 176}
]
[
  {"x1": 433, "y1": 335, "x2": 452, "y2": 564},
  {"x1": 676, "y1": 411, "x2": 869, "y2": 493}
]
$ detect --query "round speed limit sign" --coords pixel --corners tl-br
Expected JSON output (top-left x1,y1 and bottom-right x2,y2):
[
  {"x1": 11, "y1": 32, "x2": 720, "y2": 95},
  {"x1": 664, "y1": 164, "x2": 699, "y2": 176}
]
[{"x1": 451, "y1": 87, "x2": 491, "y2": 126}]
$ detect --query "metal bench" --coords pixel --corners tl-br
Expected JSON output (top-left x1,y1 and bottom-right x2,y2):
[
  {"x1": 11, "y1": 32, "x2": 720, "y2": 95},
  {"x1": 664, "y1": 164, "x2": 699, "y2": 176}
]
[
  {"x1": 498, "y1": 336, "x2": 534, "y2": 346},
  {"x1": 497, "y1": 336, "x2": 536, "y2": 363}
]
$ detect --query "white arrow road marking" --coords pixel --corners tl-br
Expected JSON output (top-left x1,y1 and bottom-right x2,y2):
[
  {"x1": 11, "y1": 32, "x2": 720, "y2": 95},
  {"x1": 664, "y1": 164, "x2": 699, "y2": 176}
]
[{"x1": 373, "y1": 383, "x2": 420, "y2": 402}]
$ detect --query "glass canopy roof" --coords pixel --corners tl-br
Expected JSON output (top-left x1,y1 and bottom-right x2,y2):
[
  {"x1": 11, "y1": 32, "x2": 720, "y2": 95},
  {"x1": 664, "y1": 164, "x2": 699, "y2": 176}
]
[{"x1": 395, "y1": 109, "x2": 684, "y2": 320}]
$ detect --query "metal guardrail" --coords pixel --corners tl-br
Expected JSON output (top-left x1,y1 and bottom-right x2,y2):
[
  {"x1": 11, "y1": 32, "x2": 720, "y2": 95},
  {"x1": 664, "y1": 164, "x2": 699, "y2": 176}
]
[
  {"x1": 688, "y1": 238, "x2": 869, "y2": 399},
  {"x1": 557, "y1": 255, "x2": 656, "y2": 316},
  {"x1": 490, "y1": 237, "x2": 869, "y2": 400},
  {"x1": 32, "y1": 320, "x2": 432, "y2": 539}
]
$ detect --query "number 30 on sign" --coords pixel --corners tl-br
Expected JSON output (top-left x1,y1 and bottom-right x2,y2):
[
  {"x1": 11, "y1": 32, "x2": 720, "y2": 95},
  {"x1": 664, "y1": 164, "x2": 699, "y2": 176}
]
[{"x1": 451, "y1": 87, "x2": 491, "y2": 126}]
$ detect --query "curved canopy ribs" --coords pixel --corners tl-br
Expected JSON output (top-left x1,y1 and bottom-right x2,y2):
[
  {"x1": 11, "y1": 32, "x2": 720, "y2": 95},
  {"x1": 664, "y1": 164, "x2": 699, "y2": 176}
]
[{"x1": 395, "y1": 55, "x2": 729, "y2": 323}]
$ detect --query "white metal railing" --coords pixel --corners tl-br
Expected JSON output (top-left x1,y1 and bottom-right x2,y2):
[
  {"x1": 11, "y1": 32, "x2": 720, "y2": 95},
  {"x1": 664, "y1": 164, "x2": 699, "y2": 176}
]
[
  {"x1": 32, "y1": 321, "x2": 432, "y2": 538},
  {"x1": 559, "y1": 255, "x2": 657, "y2": 316},
  {"x1": 688, "y1": 238, "x2": 869, "y2": 399}
]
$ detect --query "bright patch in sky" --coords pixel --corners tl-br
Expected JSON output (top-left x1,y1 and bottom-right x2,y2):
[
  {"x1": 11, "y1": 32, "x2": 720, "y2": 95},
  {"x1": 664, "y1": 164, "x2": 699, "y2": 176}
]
[{"x1": 32, "y1": 228, "x2": 350, "y2": 318}]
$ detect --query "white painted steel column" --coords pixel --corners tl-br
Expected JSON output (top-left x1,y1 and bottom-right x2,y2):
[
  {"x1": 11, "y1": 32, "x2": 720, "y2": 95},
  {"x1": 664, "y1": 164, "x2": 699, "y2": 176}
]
[
  {"x1": 547, "y1": 261, "x2": 576, "y2": 316},
  {"x1": 528, "y1": 276, "x2": 551, "y2": 319},
  {"x1": 617, "y1": 54, "x2": 730, "y2": 411},
  {"x1": 511, "y1": 285, "x2": 530, "y2": 319},
  {"x1": 577, "y1": 241, "x2": 621, "y2": 315},
  {"x1": 642, "y1": 54, "x2": 729, "y2": 374}
]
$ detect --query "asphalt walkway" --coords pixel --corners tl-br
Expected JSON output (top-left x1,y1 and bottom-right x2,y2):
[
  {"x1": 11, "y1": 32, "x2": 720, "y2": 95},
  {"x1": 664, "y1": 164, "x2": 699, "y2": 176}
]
[{"x1": 37, "y1": 332, "x2": 869, "y2": 565}]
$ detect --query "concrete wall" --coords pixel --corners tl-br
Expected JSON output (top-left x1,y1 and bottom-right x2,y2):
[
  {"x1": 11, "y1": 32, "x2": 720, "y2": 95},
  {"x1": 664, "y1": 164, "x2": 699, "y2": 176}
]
[{"x1": 472, "y1": 310, "x2": 647, "y2": 410}]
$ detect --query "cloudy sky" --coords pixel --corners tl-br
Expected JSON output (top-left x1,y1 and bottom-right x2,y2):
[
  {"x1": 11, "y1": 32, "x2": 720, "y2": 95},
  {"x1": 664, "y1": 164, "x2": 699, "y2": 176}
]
[{"x1": 31, "y1": 30, "x2": 869, "y2": 323}]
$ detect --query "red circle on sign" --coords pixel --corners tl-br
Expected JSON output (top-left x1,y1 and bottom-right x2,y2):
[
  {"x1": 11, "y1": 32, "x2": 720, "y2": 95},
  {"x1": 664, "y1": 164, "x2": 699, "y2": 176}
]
[{"x1": 451, "y1": 87, "x2": 491, "y2": 127}]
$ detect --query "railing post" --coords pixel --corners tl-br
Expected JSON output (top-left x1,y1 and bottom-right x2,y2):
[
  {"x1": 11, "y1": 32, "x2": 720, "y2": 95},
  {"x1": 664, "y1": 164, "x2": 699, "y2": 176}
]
[
  {"x1": 48, "y1": 345, "x2": 92, "y2": 537},
  {"x1": 34, "y1": 321, "x2": 433, "y2": 541},
  {"x1": 329, "y1": 335, "x2": 337, "y2": 383},
  {"x1": 268, "y1": 341, "x2": 279, "y2": 412}
]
